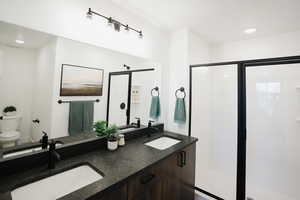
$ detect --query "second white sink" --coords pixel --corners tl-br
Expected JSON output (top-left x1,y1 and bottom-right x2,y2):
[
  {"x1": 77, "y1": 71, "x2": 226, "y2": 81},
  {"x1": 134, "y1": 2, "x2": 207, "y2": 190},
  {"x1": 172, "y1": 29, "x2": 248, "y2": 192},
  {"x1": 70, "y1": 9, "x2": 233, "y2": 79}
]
[
  {"x1": 11, "y1": 164, "x2": 103, "y2": 200},
  {"x1": 145, "y1": 137, "x2": 181, "y2": 150}
]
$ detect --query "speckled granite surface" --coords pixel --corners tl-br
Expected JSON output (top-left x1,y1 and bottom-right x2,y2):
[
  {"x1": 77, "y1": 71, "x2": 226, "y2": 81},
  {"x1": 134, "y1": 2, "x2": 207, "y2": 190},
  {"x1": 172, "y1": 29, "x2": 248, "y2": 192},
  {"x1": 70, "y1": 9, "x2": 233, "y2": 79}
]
[{"x1": 0, "y1": 131, "x2": 197, "y2": 200}]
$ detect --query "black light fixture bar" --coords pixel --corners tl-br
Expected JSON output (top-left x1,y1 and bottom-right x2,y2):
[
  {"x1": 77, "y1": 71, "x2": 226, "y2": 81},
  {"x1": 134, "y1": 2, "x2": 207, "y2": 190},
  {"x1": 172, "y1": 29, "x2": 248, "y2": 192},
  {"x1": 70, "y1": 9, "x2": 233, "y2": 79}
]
[{"x1": 87, "y1": 8, "x2": 143, "y2": 38}]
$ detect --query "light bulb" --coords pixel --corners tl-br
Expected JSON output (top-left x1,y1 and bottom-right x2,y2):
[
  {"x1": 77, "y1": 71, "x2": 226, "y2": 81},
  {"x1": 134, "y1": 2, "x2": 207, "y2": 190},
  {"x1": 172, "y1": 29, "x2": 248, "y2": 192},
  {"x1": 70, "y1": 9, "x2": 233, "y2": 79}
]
[
  {"x1": 107, "y1": 17, "x2": 113, "y2": 27},
  {"x1": 15, "y1": 40, "x2": 24, "y2": 44},
  {"x1": 244, "y1": 28, "x2": 256, "y2": 34},
  {"x1": 139, "y1": 31, "x2": 143, "y2": 39},
  {"x1": 86, "y1": 8, "x2": 93, "y2": 19}
]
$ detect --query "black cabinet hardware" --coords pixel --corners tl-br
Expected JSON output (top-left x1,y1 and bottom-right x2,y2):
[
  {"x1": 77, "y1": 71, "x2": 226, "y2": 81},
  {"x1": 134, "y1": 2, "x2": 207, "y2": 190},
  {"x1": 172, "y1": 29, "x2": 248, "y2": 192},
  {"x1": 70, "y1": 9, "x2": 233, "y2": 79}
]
[
  {"x1": 32, "y1": 119, "x2": 40, "y2": 124},
  {"x1": 140, "y1": 173, "x2": 155, "y2": 184},
  {"x1": 177, "y1": 151, "x2": 186, "y2": 167}
]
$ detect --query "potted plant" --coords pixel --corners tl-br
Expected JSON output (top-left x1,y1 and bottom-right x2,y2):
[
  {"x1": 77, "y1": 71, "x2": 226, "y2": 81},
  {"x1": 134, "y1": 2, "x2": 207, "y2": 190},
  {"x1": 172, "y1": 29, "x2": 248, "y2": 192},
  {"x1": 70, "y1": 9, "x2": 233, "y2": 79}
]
[
  {"x1": 94, "y1": 120, "x2": 107, "y2": 137},
  {"x1": 105, "y1": 124, "x2": 119, "y2": 151},
  {"x1": 3, "y1": 106, "x2": 17, "y2": 116}
]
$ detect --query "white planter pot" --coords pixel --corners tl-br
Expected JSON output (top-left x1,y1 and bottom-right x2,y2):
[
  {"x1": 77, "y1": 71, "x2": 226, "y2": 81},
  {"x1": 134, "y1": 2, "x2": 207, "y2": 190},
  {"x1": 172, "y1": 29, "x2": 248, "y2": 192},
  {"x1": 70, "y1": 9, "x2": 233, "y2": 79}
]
[{"x1": 107, "y1": 140, "x2": 118, "y2": 151}]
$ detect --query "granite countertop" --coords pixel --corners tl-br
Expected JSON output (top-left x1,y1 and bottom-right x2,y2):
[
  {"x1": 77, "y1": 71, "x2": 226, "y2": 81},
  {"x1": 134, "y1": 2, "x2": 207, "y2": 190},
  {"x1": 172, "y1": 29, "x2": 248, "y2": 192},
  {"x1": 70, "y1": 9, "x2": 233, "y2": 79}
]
[{"x1": 0, "y1": 131, "x2": 197, "y2": 200}]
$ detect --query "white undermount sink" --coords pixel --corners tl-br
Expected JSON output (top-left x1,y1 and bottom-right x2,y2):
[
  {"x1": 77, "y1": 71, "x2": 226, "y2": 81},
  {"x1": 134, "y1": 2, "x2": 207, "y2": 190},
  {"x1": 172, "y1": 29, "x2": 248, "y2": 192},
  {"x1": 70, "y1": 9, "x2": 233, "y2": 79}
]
[
  {"x1": 145, "y1": 137, "x2": 181, "y2": 150},
  {"x1": 11, "y1": 165, "x2": 103, "y2": 200}
]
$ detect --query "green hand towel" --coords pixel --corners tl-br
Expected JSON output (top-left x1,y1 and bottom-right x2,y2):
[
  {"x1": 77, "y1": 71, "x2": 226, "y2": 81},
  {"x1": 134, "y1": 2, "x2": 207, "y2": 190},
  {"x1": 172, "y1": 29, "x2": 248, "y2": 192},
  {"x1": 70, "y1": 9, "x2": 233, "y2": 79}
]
[
  {"x1": 69, "y1": 101, "x2": 94, "y2": 136},
  {"x1": 149, "y1": 96, "x2": 161, "y2": 119},
  {"x1": 82, "y1": 102, "x2": 94, "y2": 133},
  {"x1": 69, "y1": 102, "x2": 83, "y2": 136},
  {"x1": 174, "y1": 98, "x2": 186, "y2": 124}
]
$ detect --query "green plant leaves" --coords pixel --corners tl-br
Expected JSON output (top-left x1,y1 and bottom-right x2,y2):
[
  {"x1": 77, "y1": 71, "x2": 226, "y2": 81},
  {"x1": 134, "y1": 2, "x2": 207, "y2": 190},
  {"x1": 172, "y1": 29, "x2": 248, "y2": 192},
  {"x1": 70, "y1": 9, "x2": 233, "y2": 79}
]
[{"x1": 94, "y1": 121, "x2": 119, "y2": 139}]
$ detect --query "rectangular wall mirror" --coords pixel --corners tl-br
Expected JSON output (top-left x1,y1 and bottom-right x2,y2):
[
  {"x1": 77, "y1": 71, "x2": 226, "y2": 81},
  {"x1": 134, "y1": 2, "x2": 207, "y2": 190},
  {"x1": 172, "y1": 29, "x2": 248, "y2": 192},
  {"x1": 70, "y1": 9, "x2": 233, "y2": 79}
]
[{"x1": 0, "y1": 21, "x2": 162, "y2": 159}]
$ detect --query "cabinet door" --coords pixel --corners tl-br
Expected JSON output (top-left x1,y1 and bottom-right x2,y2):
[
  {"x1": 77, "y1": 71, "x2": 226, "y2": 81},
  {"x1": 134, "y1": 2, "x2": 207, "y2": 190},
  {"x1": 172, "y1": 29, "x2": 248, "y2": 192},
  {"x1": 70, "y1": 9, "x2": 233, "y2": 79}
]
[
  {"x1": 96, "y1": 184, "x2": 127, "y2": 200},
  {"x1": 179, "y1": 143, "x2": 196, "y2": 200},
  {"x1": 160, "y1": 152, "x2": 181, "y2": 200},
  {"x1": 162, "y1": 143, "x2": 196, "y2": 200},
  {"x1": 128, "y1": 166, "x2": 163, "y2": 200}
]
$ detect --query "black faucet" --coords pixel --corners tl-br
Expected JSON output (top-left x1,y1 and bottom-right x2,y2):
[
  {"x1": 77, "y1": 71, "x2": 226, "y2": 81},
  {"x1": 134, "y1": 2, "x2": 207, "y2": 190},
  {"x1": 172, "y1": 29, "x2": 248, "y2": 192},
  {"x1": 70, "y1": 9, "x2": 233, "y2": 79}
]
[
  {"x1": 48, "y1": 140, "x2": 61, "y2": 169},
  {"x1": 147, "y1": 120, "x2": 160, "y2": 137},
  {"x1": 40, "y1": 132, "x2": 49, "y2": 149},
  {"x1": 131, "y1": 117, "x2": 141, "y2": 128}
]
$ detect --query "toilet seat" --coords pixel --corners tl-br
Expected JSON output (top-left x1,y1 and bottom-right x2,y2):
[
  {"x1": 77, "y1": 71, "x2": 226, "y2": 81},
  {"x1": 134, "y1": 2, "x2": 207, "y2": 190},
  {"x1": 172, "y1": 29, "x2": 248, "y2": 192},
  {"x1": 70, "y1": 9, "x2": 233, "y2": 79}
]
[{"x1": 0, "y1": 131, "x2": 20, "y2": 141}]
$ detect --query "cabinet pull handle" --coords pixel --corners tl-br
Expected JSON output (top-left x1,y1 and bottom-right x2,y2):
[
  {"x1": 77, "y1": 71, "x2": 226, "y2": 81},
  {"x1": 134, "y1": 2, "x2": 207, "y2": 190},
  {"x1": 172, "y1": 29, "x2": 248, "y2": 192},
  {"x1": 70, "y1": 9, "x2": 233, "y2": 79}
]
[
  {"x1": 140, "y1": 173, "x2": 155, "y2": 184},
  {"x1": 182, "y1": 151, "x2": 186, "y2": 166},
  {"x1": 32, "y1": 119, "x2": 40, "y2": 124},
  {"x1": 177, "y1": 151, "x2": 186, "y2": 167}
]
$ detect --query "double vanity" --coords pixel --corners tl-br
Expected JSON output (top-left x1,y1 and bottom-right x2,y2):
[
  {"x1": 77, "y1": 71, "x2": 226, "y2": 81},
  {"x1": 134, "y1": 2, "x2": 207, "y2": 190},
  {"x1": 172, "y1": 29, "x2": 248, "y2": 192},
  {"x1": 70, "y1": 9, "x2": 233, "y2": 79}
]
[{"x1": 0, "y1": 124, "x2": 197, "y2": 200}]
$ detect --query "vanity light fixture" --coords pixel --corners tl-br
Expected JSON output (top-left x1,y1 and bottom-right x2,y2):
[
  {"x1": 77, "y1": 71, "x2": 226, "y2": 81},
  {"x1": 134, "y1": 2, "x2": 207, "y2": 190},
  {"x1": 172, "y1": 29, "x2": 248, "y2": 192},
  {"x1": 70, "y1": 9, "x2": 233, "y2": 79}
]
[{"x1": 86, "y1": 8, "x2": 143, "y2": 38}]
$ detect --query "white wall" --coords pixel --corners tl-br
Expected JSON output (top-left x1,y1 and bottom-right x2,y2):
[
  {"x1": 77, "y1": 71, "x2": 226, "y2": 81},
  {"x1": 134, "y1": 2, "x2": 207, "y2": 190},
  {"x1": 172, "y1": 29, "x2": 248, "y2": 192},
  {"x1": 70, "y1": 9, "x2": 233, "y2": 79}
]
[
  {"x1": 189, "y1": 32, "x2": 211, "y2": 65},
  {"x1": 50, "y1": 37, "x2": 162, "y2": 138},
  {"x1": 166, "y1": 29, "x2": 189, "y2": 133},
  {"x1": 31, "y1": 39, "x2": 57, "y2": 141},
  {"x1": 0, "y1": 44, "x2": 37, "y2": 143},
  {"x1": 0, "y1": 49, "x2": 3, "y2": 78},
  {"x1": 166, "y1": 29, "x2": 211, "y2": 134},
  {"x1": 211, "y1": 30, "x2": 300, "y2": 61}
]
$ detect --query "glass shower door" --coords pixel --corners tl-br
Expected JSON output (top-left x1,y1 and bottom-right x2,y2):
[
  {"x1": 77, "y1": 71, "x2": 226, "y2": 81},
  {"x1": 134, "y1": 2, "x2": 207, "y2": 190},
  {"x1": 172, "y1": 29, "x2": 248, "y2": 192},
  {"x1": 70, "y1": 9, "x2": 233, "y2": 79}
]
[
  {"x1": 191, "y1": 65, "x2": 238, "y2": 200},
  {"x1": 108, "y1": 74, "x2": 130, "y2": 126},
  {"x1": 246, "y1": 64, "x2": 300, "y2": 200}
]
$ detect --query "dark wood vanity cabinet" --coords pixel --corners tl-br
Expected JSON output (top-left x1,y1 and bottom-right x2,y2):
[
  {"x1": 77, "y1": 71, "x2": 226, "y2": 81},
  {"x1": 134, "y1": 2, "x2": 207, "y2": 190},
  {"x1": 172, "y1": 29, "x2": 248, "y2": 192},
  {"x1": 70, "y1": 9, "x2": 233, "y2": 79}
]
[
  {"x1": 95, "y1": 143, "x2": 196, "y2": 200},
  {"x1": 98, "y1": 143, "x2": 196, "y2": 200}
]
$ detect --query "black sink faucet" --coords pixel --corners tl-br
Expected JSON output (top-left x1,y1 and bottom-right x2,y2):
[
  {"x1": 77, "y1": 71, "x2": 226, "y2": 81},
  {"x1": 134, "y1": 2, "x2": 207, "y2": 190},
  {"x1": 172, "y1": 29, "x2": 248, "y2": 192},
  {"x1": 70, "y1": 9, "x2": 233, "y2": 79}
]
[
  {"x1": 147, "y1": 120, "x2": 160, "y2": 137},
  {"x1": 48, "y1": 140, "x2": 61, "y2": 169},
  {"x1": 131, "y1": 117, "x2": 141, "y2": 128}
]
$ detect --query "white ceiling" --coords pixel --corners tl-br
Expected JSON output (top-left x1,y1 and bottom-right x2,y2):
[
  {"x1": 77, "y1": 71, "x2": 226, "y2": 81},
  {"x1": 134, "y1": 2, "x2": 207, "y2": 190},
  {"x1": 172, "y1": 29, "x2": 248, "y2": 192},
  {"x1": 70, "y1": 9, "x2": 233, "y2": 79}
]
[
  {"x1": 0, "y1": 21, "x2": 55, "y2": 49},
  {"x1": 111, "y1": 0, "x2": 300, "y2": 43}
]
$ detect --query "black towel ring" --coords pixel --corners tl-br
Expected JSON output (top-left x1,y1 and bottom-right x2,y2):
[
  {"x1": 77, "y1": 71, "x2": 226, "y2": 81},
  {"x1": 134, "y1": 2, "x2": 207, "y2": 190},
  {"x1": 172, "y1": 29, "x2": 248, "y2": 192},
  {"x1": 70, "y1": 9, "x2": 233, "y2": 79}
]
[
  {"x1": 151, "y1": 86, "x2": 159, "y2": 97},
  {"x1": 175, "y1": 87, "x2": 186, "y2": 99}
]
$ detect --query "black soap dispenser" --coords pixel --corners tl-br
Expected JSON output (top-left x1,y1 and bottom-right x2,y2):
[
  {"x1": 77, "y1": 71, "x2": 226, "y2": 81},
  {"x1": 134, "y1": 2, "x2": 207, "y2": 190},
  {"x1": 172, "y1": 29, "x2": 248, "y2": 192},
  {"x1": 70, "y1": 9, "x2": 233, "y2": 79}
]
[
  {"x1": 41, "y1": 131, "x2": 49, "y2": 149},
  {"x1": 135, "y1": 117, "x2": 141, "y2": 128}
]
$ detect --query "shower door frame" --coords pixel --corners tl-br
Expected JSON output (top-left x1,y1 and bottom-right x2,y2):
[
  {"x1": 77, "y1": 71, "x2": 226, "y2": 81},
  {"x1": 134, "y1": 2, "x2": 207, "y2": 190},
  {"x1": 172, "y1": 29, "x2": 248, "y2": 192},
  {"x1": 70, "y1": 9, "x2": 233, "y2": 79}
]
[
  {"x1": 106, "y1": 68, "x2": 155, "y2": 126},
  {"x1": 189, "y1": 55, "x2": 300, "y2": 200},
  {"x1": 106, "y1": 72, "x2": 132, "y2": 126}
]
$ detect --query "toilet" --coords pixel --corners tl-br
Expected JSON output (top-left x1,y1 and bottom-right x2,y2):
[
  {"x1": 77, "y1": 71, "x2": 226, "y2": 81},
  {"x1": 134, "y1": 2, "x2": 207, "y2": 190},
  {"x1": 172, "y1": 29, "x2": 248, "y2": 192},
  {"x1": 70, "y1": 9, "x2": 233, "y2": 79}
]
[{"x1": 0, "y1": 115, "x2": 21, "y2": 148}]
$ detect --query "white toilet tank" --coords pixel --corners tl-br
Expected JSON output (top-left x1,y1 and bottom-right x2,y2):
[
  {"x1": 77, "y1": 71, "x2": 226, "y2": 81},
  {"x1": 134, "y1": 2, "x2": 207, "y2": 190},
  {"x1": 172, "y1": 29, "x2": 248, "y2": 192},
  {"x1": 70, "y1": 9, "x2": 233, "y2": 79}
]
[{"x1": 0, "y1": 115, "x2": 21, "y2": 132}]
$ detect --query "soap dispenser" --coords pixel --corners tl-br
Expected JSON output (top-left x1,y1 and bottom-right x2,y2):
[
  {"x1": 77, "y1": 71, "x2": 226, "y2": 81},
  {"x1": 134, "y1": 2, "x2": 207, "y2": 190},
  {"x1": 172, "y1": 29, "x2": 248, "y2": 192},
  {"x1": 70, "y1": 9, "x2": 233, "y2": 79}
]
[{"x1": 41, "y1": 132, "x2": 49, "y2": 149}]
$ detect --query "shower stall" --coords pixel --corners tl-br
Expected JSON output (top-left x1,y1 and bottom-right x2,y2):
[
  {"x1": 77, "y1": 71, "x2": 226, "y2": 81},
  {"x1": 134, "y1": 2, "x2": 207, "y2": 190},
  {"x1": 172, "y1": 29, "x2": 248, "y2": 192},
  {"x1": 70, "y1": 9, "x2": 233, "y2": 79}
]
[{"x1": 189, "y1": 56, "x2": 300, "y2": 200}]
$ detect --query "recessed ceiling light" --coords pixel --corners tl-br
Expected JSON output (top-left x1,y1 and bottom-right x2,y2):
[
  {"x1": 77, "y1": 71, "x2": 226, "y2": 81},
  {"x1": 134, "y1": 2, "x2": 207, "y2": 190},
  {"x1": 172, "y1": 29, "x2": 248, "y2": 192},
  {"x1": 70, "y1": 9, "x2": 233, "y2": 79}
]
[
  {"x1": 244, "y1": 28, "x2": 256, "y2": 34},
  {"x1": 15, "y1": 39, "x2": 25, "y2": 44}
]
